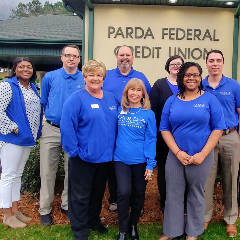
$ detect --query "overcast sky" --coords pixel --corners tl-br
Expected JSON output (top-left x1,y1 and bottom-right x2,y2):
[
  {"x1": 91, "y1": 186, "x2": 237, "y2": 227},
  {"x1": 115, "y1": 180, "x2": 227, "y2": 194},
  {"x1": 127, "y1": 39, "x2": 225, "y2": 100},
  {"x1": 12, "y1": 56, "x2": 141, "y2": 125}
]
[{"x1": 0, "y1": 0, "x2": 60, "y2": 20}]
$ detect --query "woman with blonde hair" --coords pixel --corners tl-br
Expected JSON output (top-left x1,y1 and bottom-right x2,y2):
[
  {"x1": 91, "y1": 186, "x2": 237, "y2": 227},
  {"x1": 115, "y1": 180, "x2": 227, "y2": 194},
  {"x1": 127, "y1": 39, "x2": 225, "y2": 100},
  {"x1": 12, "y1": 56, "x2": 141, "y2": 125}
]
[
  {"x1": 61, "y1": 59, "x2": 119, "y2": 240},
  {"x1": 114, "y1": 78, "x2": 156, "y2": 240}
]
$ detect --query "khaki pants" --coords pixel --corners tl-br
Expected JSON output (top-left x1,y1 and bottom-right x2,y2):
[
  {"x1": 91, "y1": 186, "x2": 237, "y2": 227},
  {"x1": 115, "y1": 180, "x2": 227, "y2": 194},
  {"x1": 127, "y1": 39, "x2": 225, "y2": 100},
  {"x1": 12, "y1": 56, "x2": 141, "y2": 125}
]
[
  {"x1": 38, "y1": 122, "x2": 69, "y2": 215},
  {"x1": 204, "y1": 131, "x2": 240, "y2": 224}
]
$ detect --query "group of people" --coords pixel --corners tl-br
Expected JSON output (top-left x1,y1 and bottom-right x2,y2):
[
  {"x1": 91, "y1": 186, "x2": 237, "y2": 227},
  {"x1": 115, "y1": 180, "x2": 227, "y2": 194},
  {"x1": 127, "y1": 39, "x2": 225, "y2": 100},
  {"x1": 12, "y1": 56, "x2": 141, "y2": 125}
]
[{"x1": 0, "y1": 45, "x2": 239, "y2": 240}]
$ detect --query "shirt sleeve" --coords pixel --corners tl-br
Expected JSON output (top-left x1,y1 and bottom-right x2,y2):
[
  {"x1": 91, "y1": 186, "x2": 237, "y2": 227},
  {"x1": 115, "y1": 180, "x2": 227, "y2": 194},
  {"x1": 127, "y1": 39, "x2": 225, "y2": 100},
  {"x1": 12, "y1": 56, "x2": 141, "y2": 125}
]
[
  {"x1": 144, "y1": 110, "x2": 157, "y2": 171},
  {"x1": 60, "y1": 92, "x2": 81, "y2": 158},
  {"x1": 233, "y1": 80, "x2": 240, "y2": 109},
  {"x1": 0, "y1": 82, "x2": 18, "y2": 135},
  {"x1": 209, "y1": 94, "x2": 227, "y2": 130},
  {"x1": 143, "y1": 76, "x2": 152, "y2": 96},
  {"x1": 40, "y1": 74, "x2": 50, "y2": 111},
  {"x1": 159, "y1": 97, "x2": 173, "y2": 132}
]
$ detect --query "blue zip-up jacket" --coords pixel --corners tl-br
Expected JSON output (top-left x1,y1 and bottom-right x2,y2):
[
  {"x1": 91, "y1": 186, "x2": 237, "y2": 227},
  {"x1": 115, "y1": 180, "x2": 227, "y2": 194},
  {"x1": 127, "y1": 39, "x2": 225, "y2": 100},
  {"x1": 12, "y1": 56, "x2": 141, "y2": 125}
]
[
  {"x1": 61, "y1": 89, "x2": 119, "y2": 162},
  {"x1": 0, "y1": 76, "x2": 43, "y2": 146}
]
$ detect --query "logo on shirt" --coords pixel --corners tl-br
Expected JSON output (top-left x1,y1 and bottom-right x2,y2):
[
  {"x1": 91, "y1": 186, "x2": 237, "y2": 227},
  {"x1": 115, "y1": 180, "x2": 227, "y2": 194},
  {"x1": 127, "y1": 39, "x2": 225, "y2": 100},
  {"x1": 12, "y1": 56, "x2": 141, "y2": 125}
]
[
  {"x1": 77, "y1": 84, "x2": 84, "y2": 88},
  {"x1": 220, "y1": 92, "x2": 231, "y2": 95},
  {"x1": 109, "y1": 106, "x2": 117, "y2": 110},
  {"x1": 193, "y1": 104, "x2": 205, "y2": 107},
  {"x1": 118, "y1": 116, "x2": 146, "y2": 128}
]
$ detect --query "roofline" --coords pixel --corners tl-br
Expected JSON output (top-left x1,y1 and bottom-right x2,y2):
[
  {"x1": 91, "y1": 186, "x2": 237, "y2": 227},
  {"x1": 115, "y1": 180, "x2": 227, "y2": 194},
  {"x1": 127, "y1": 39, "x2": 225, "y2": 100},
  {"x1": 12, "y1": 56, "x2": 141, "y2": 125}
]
[{"x1": 0, "y1": 39, "x2": 82, "y2": 45}]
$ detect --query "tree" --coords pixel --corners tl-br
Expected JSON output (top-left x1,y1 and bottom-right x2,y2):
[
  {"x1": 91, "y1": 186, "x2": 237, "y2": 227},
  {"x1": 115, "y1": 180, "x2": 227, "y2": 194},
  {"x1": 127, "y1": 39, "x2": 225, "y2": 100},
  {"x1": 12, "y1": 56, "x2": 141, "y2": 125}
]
[{"x1": 10, "y1": 0, "x2": 71, "y2": 18}]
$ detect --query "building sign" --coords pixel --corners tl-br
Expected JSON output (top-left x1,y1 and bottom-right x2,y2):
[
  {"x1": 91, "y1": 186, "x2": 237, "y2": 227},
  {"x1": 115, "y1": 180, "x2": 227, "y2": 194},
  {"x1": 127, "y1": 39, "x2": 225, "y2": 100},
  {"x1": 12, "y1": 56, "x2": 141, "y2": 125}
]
[{"x1": 108, "y1": 26, "x2": 219, "y2": 60}]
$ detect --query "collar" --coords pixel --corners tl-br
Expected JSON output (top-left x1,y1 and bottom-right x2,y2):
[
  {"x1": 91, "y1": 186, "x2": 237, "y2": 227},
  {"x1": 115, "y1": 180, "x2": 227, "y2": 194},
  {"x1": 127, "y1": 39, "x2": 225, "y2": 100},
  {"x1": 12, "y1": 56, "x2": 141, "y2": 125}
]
[
  {"x1": 203, "y1": 74, "x2": 227, "y2": 89},
  {"x1": 61, "y1": 67, "x2": 80, "y2": 80},
  {"x1": 115, "y1": 67, "x2": 134, "y2": 77}
]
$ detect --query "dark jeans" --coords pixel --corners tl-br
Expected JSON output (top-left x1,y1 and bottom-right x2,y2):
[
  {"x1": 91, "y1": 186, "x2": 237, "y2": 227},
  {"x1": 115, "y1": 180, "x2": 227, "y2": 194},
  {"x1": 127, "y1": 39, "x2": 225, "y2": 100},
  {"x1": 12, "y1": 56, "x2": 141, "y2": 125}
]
[
  {"x1": 107, "y1": 160, "x2": 118, "y2": 204},
  {"x1": 115, "y1": 161, "x2": 147, "y2": 232},
  {"x1": 68, "y1": 156, "x2": 108, "y2": 240}
]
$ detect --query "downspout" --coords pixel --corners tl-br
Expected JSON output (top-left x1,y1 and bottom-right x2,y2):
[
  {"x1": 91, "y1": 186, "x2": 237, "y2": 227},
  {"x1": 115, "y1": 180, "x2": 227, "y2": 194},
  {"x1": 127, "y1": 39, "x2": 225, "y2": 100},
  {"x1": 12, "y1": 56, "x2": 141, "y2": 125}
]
[
  {"x1": 232, "y1": 3, "x2": 240, "y2": 80},
  {"x1": 63, "y1": 2, "x2": 85, "y2": 64},
  {"x1": 85, "y1": 0, "x2": 94, "y2": 60}
]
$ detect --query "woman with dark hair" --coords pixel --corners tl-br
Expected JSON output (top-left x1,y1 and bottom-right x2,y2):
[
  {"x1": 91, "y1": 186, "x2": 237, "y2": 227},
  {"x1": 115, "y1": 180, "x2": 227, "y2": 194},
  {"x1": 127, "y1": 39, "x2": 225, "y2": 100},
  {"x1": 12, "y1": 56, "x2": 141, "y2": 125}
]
[
  {"x1": 114, "y1": 78, "x2": 156, "y2": 240},
  {"x1": 158, "y1": 62, "x2": 226, "y2": 240},
  {"x1": 149, "y1": 55, "x2": 184, "y2": 213},
  {"x1": 0, "y1": 57, "x2": 42, "y2": 228}
]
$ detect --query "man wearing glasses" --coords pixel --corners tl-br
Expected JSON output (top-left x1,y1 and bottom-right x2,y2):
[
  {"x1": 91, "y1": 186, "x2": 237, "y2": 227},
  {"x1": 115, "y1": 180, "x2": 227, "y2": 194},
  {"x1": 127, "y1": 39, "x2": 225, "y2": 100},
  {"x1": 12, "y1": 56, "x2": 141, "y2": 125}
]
[
  {"x1": 203, "y1": 50, "x2": 240, "y2": 237},
  {"x1": 39, "y1": 45, "x2": 84, "y2": 226}
]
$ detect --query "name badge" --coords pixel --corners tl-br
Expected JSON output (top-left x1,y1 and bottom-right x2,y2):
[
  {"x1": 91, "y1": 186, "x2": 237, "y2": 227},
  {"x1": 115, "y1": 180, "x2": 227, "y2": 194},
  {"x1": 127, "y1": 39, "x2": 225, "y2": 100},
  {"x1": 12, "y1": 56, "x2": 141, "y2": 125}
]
[
  {"x1": 120, "y1": 110, "x2": 127, "y2": 115},
  {"x1": 91, "y1": 104, "x2": 99, "y2": 109}
]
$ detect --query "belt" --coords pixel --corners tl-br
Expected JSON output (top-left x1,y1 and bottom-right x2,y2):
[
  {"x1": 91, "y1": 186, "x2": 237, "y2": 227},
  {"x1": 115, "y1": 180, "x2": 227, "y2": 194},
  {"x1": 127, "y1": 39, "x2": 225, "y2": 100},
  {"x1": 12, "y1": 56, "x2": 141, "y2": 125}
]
[
  {"x1": 47, "y1": 120, "x2": 60, "y2": 128},
  {"x1": 222, "y1": 127, "x2": 237, "y2": 136}
]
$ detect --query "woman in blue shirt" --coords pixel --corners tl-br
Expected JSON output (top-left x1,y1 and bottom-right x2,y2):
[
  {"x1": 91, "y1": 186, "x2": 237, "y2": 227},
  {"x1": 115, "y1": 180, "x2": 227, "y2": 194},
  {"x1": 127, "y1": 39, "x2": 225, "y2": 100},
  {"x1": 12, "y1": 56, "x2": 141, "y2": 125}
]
[
  {"x1": 61, "y1": 59, "x2": 119, "y2": 240},
  {"x1": 114, "y1": 78, "x2": 156, "y2": 240},
  {"x1": 158, "y1": 62, "x2": 226, "y2": 240}
]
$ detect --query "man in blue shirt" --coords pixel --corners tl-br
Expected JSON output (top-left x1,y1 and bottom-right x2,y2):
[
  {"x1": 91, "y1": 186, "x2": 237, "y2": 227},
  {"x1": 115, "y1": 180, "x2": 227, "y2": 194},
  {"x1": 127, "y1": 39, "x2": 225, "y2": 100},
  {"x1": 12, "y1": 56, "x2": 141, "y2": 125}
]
[
  {"x1": 203, "y1": 50, "x2": 240, "y2": 237},
  {"x1": 39, "y1": 45, "x2": 85, "y2": 226},
  {"x1": 102, "y1": 45, "x2": 151, "y2": 213}
]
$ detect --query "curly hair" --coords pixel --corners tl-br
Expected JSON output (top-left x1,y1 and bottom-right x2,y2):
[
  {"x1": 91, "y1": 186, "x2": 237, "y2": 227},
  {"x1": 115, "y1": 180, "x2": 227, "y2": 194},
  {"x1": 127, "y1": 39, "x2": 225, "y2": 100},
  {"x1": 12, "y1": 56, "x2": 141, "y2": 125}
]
[
  {"x1": 177, "y1": 62, "x2": 203, "y2": 99},
  {"x1": 82, "y1": 59, "x2": 107, "y2": 79}
]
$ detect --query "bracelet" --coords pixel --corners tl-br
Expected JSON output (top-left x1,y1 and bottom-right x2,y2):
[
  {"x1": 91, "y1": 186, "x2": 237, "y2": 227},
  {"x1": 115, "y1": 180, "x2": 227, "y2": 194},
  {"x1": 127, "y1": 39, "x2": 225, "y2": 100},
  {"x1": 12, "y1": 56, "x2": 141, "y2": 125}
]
[{"x1": 175, "y1": 149, "x2": 181, "y2": 156}]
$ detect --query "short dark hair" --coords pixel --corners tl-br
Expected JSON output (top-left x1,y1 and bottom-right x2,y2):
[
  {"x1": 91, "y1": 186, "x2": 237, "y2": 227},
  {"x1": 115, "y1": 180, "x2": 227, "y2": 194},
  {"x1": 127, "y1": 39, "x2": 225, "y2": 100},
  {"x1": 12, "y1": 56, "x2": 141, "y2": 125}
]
[
  {"x1": 206, "y1": 49, "x2": 224, "y2": 63},
  {"x1": 165, "y1": 55, "x2": 184, "y2": 74},
  {"x1": 62, "y1": 45, "x2": 80, "y2": 55},
  {"x1": 114, "y1": 45, "x2": 134, "y2": 56},
  {"x1": 177, "y1": 62, "x2": 203, "y2": 99},
  {"x1": 9, "y1": 57, "x2": 37, "y2": 83}
]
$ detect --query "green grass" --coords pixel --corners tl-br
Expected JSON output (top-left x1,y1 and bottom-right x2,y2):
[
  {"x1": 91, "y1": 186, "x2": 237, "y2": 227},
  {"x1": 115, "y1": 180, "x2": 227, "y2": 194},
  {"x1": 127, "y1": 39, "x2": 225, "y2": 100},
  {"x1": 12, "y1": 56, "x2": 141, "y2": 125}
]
[{"x1": 1, "y1": 221, "x2": 240, "y2": 239}]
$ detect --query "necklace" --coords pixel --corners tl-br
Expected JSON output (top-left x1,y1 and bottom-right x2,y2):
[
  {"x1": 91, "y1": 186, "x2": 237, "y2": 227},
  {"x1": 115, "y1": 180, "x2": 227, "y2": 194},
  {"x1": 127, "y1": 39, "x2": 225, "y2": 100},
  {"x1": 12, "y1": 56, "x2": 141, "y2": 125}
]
[{"x1": 129, "y1": 106, "x2": 142, "y2": 114}]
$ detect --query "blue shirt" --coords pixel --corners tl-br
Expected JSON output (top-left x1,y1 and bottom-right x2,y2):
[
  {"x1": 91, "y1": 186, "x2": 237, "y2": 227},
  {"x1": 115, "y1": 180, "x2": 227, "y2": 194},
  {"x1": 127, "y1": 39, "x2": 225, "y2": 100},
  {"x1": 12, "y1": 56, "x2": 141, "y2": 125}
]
[
  {"x1": 114, "y1": 106, "x2": 156, "y2": 171},
  {"x1": 102, "y1": 67, "x2": 151, "y2": 104},
  {"x1": 60, "y1": 89, "x2": 119, "y2": 163},
  {"x1": 166, "y1": 78, "x2": 179, "y2": 95},
  {"x1": 160, "y1": 92, "x2": 226, "y2": 156},
  {"x1": 202, "y1": 75, "x2": 240, "y2": 129},
  {"x1": 41, "y1": 67, "x2": 85, "y2": 125}
]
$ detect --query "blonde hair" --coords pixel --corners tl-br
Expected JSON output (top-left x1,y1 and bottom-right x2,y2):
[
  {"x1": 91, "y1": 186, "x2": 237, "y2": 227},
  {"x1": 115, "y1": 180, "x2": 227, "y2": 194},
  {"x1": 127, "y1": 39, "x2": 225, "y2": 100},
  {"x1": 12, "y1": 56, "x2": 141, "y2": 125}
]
[
  {"x1": 82, "y1": 59, "x2": 107, "y2": 79},
  {"x1": 121, "y1": 78, "x2": 151, "y2": 112}
]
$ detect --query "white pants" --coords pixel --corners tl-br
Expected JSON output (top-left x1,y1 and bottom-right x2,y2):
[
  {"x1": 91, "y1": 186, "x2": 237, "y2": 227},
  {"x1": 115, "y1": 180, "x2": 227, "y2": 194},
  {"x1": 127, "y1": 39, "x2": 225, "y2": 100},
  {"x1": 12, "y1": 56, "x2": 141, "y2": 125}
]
[{"x1": 0, "y1": 143, "x2": 31, "y2": 208}]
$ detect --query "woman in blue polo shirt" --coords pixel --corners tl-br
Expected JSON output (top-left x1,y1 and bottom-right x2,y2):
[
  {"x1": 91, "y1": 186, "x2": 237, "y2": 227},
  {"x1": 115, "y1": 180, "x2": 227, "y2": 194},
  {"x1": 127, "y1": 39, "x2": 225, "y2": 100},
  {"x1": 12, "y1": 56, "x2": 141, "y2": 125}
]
[
  {"x1": 60, "y1": 59, "x2": 119, "y2": 240},
  {"x1": 0, "y1": 57, "x2": 42, "y2": 229},
  {"x1": 114, "y1": 78, "x2": 156, "y2": 240},
  {"x1": 158, "y1": 62, "x2": 226, "y2": 240}
]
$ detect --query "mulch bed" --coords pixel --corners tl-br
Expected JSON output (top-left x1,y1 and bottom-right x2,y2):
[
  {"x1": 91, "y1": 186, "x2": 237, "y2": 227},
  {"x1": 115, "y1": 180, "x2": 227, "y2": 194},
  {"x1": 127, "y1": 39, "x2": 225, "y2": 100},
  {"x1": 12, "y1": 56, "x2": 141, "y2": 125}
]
[{"x1": 0, "y1": 168, "x2": 232, "y2": 226}]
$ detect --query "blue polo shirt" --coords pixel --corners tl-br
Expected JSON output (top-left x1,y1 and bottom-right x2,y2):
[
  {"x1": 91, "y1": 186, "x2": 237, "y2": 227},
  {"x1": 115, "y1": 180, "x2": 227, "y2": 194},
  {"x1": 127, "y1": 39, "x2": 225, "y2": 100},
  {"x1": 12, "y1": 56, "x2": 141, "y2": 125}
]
[
  {"x1": 202, "y1": 75, "x2": 240, "y2": 129},
  {"x1": 102, "y1": 67, "x2": 151, "y2": 104},
  {"x1": 41, "y1": 67, "x2": 85, "y2": 125}
]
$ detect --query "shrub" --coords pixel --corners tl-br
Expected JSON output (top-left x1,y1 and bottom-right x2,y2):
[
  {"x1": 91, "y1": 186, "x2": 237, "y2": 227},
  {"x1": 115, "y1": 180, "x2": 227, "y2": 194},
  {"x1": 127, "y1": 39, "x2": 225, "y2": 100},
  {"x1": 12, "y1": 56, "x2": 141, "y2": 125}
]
[{"x1": 21, "y1": 139, "x2": 65, "y2": 197}]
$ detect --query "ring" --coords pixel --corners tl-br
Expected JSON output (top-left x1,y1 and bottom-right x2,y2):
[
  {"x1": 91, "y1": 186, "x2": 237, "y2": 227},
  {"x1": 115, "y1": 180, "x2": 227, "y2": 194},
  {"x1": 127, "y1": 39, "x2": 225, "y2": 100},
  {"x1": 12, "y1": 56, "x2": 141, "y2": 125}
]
[{"x1": 147, "y1": 173, "x2": 151, "y2": 176}]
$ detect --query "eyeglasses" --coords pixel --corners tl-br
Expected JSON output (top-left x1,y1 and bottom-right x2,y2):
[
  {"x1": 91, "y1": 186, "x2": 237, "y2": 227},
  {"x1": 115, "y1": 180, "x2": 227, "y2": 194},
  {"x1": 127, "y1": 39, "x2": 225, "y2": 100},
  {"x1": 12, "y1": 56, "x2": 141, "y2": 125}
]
[
  {"x1": 184, "y1": 73, "x2": 201, "y2": 78},
  {"x1": 62, "y1": 54, "x2": 80, "y2": 59},
  {"x1": 169, "y1": 63, "x2": 182, "y2": 67}
]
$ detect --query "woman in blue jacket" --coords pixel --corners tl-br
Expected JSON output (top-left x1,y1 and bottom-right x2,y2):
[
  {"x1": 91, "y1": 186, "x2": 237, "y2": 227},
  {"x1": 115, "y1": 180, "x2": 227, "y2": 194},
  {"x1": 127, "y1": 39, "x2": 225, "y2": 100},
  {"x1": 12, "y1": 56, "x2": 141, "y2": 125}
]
[
  {"x1": 0, "y1": 57, "x2": 42, "y2": 229},
  {"x1": 158, "y1": 62, "x2": 226, "y2": 240},
  {"x1": 60, "y1": 59, "x2": 119, "y2": 240},
  {"x1": 114, "y1": 78, "x2": 156, "y2": 240}
]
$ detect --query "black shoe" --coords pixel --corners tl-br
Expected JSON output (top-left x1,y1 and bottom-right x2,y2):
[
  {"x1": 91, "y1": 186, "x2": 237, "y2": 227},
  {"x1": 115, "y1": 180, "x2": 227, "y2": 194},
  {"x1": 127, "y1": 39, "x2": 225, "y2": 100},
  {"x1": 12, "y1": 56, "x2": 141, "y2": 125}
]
[
  {"x1": 91, "y1": 225, "x2": 108, "y2": 234},
  {"x1": 117, "y1": 232, "x2": 127, "y2": 240},
  {"x1": 129, "y1": 225, "x2": 139, "y2": 240},
  {"x1": 40, "y1": 213, "x2": 53, "y2": 226}
]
